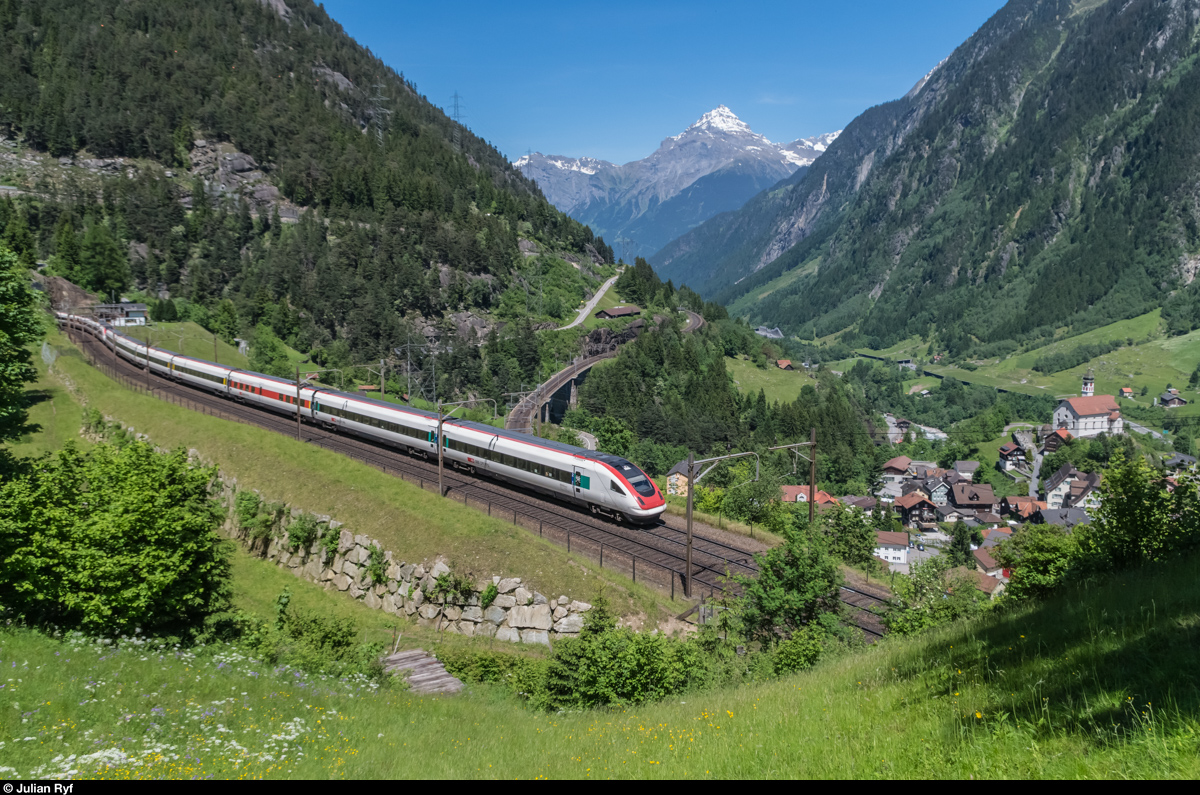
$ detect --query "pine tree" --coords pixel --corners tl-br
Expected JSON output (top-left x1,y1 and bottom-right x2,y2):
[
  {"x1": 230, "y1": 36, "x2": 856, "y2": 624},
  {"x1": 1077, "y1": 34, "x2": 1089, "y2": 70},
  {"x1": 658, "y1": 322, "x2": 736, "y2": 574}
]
[
  {"x1": 0, "y1": 244, "x2": 41, "y2": 444},
  {"x1": 2, "y1": 213, "x2": 36, "y2": 268},
  {"x1": 52, "y1": 217, "x2": 81, "y2": 282},
  {"x1": 80, "y1": 223, "x2": 128, "y2": 297}
]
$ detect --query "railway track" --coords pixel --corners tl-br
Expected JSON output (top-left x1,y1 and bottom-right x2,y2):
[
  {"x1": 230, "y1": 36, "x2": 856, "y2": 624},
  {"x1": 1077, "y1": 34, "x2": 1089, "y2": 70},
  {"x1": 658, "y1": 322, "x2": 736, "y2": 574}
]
[
  {"x1": 68, "y1": 328, "x2": 889, "y2": 640},
  {"x1": 70, "y1": 329, "x2": 755, "y2": 598}
]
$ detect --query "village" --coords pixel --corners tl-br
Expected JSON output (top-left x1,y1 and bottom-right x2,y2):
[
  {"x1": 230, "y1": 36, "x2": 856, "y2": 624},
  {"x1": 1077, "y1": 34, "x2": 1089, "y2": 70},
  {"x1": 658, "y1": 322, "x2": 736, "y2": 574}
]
[{"x1": 665, "y1": 365, "x2": 1198, "y2": 602}]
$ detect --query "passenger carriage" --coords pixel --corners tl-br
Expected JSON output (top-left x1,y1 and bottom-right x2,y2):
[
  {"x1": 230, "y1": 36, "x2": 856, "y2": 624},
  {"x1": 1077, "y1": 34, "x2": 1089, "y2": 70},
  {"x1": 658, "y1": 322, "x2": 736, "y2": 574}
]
[{"x1": 54, "y1": 313, "x2": 666, "y2": 523}]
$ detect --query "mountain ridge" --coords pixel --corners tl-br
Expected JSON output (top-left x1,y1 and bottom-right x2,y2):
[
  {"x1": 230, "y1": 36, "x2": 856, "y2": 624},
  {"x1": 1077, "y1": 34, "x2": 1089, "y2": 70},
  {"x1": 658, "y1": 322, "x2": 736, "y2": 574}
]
[
  {"x1": 515, "y1": 106, "x2": 839, "y2": 258},
  {"x1": 654, "y1": 0, "x2": 1200, "y2": 359}
]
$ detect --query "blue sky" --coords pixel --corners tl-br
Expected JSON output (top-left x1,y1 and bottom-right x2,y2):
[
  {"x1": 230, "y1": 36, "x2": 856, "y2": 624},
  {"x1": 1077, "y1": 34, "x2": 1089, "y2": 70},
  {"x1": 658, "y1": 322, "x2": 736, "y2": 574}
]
[{"x1": 320, "y1": 0, "x2": 1008, "y2": 165}]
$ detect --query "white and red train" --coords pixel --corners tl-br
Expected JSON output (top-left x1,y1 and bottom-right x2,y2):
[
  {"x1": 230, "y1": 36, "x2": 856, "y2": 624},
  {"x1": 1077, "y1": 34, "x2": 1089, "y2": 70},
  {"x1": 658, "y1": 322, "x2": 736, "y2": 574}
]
[{"x1": 56, "y1": 312, "x2": 667, "y2": 524}]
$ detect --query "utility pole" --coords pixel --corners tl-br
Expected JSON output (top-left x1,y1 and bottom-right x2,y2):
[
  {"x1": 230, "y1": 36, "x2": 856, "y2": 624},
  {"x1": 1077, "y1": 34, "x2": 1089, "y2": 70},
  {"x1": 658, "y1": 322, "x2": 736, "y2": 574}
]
[
  {"x1": 685, "y1": 450, "x2": 694, "y2": 599},
  {"x1": 380, "y1": 359, "x2": 385, "y2": 397},
  {"x1": 295, "y1": 365, "x2": 302, "y2": 441},
  {"x1": 809, "y1": 427, "x2": 817, "y2": 527},
  {"x1": 768, "y1": 429, "x2": 818, "y2": 526},
  {"x1": 214, "y1": 330, "x2": 219, "y2": 365},
  {"x1": 437, "y1": 401, "x2": 445, "y2": 496},
  {"x1": 145, "y1": 329, "x2": 151, "y2": 391},
  {"x1": 683, "y1": 450, "x2": 761, "y2": 597}
]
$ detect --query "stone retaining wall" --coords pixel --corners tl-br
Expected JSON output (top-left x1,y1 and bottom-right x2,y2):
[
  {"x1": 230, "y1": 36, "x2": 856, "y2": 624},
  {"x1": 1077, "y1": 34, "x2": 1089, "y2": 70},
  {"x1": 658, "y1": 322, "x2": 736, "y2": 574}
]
[{"x1": 216, "y1": 482, "x2": 591, "y2": 646}]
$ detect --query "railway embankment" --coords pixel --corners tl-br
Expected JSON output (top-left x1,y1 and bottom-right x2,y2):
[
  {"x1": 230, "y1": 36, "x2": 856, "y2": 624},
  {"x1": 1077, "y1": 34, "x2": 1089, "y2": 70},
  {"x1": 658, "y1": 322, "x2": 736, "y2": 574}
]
[{"x1": 43, "y1": 327, "x2": 682, "y2": 624}]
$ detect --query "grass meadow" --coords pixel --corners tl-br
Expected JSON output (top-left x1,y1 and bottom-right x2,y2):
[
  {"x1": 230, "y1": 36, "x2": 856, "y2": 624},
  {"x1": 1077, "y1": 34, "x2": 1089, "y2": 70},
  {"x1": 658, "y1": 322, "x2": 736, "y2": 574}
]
[
  {"x1": 725, "y1": 356, "x2": 817, "y2": 406},
  {"x1": 3, "y1": 547, "x2": 1197, "y2": 779}
]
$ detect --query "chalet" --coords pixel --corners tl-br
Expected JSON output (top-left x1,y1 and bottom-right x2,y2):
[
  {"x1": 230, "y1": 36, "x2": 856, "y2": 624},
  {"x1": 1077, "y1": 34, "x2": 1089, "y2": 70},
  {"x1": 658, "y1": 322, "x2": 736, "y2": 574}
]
[
  {"x1": 895, "y1": 418, "x2": 913, "y2": 433},
  {"x1": 1119, "y1": 387, "x2": 1134, "y2": 399},
  {"x1": 776, "y1": 360, "x2": 794, "y2": 371},
  {"x1": 94, "y1": 302, "x2": 148, "y2": 327},
  {"x1": 1164, "y1": 453, "x2": 1198, "y2": 472},
  {"x1": 973, "y1": 547, "x2": 1003, "y2": 578},
  {"x1": 894, "y1": 493, "x2": 937, "y2": 527},
  {"x1": 1042, "y1": 428, "x2": 1073, "y2": 454},
  {"x1": 1158, "y1": 389, "x2": 1188, "y2": 408},
  {"x1": 666, "y1": 460, "x2": 691, "y2": 497},
  {"x1": 1053, "y1": 395, "x2": 1123, "y2": 438},
  {"x1": 997, "y1": 442, "x2": 1027, "y2": 471},
  {"x1": 947, "y1": 567, "x2": 1006, "y2": 600},
  {"x1": 594, "y1": 305, "x2": 641, "y2": 319},
  {"x1": 882, "y1": 456, "x2": 913, "y2": 484},
  {"x1": 1033, "y1": 508, "x2": 1092, "y2": 529},
  {"x1": 874, "y1": 531, "x2": 910, "y2": 566},
  {"x1": 951, "y1": 483, "x2": 1000, "y2": 514}
]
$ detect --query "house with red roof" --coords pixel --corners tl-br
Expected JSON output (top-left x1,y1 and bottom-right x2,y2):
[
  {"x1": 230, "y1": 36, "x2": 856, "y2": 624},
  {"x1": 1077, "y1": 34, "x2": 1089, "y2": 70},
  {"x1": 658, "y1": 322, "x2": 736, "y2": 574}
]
[
  {"x1": 780, "y1": 485, "x2": 840, "y2": 507},
  {"x1": 1042, "y1": 428, "x2": 1073, "y2": 454},
  {"x1": 1053, "y1": 395, "x2": 1123, "y2": 438}
]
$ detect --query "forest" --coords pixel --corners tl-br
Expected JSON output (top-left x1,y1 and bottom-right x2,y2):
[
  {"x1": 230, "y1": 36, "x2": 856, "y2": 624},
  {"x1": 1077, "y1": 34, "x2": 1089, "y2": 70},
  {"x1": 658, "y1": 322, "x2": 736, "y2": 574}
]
[{"x1": 0, "y1": 0, "x2": 621, "y2": 399}]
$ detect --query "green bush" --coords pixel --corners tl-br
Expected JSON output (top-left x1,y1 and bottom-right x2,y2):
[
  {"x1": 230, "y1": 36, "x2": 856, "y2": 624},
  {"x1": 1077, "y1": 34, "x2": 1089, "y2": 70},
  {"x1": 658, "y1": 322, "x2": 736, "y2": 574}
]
[
  {"x1": 430, "y1": 569, "x2": 473, "y2": 602},
  {"x1": 287, "y1": 514, "x2": 319, "y2": 553},
  {"x1": 479, "y1": 582, "x2": 499, "y2": 609},
  {"x1": 0, "y1": 441, "x2": 231, "y2": 636},
  {"x1": 234, "y1": 491, "x2": 261, "y2": 527},
  {"x1": 367, "y1": 544, "x2": 386, "y2": 584},
  {"x1": 774, "y1": 626, "x2": 825, "y2": 674},
  {"x1": 320, "y1": 526, "x2": 342, "y2": 561}
]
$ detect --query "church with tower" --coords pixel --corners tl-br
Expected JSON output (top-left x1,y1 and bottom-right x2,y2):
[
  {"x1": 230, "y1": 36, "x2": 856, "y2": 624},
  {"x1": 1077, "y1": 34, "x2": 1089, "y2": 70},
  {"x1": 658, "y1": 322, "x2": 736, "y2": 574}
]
[{"x1": 1052, "y1": 369, "x2": 1123, "y2": 438}]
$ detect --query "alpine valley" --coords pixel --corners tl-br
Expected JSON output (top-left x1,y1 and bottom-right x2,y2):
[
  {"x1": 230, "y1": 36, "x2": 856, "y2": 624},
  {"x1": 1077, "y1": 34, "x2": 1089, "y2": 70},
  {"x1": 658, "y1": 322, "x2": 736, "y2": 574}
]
[
  {"x1": 515, "y1": 106, "x2": 839, "y2": 260},
  {"x1": 653, "y1": 0, "x2": 1200, "y2": 357}
]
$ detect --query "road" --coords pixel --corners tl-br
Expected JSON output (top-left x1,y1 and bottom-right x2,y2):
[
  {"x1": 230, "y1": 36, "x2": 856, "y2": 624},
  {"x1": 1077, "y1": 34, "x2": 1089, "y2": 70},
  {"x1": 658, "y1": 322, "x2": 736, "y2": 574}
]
[
  {"x1": 1029, "y1": 450, "x2": 1043, "y2": 498},
  {"x1": 559, "y1": 274, "x2": 619, "y2": 330},
  {"x1": 1127, "y1": 421, "x2": 1164, "y2": 439},
  {"x1": 681, "y1": 309, "x2": 705, "y2": 333}
]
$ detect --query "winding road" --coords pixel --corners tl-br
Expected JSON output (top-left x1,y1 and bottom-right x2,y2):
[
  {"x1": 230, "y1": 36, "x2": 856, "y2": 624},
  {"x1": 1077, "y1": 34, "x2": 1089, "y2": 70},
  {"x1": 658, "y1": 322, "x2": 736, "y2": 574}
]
[{"x1": 559, "y1": 274, "x2": 619, "y2": 330}]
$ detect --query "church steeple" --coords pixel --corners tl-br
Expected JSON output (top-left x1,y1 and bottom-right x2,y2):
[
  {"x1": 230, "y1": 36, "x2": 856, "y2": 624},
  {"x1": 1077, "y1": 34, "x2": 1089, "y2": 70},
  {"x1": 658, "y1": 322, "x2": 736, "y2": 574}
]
[{"x1": 1082, "y1": 368, "x2": 1095, "y2": 397}]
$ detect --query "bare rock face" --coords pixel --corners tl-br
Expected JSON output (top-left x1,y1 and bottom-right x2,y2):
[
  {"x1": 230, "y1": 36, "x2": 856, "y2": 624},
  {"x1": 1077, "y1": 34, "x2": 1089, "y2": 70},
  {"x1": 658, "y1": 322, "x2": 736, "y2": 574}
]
[{"x1": 257, "y1": 0, "x2": 292, "y2": 22}]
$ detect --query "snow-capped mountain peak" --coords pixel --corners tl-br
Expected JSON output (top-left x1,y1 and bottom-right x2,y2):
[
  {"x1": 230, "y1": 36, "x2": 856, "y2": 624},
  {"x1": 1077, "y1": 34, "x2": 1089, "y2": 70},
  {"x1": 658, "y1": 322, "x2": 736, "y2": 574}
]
[
  {"x1": 683, "y1": 105, "x2": 755, "y2": 137},
  {"x1": 514, "y1": 108, "x2": 841, "y2": 258}
]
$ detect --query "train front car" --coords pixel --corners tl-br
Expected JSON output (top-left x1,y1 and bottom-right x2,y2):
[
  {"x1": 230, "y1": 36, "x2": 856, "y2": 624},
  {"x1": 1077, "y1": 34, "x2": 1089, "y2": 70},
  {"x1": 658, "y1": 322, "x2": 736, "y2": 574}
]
[{"x1": 590, "y1": 453, "x2": 666, "y2": 524}]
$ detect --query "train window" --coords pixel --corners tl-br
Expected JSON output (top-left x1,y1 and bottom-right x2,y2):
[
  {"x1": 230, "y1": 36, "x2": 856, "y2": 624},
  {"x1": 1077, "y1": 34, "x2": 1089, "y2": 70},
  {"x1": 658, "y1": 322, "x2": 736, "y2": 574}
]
[{"x1": 610, "y1": 481, "x2": 626, "y2": 496}]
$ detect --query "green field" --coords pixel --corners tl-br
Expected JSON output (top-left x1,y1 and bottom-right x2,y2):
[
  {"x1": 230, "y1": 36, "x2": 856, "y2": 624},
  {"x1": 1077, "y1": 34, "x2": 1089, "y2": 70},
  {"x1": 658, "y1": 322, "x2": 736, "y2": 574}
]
[
  {"x1": 123, "y1": 321, "x2": 253, "y2": 369},
  {"x1": 725, "y1": 356, "x2": 815, "y2": 405},
  {"x1": 35, "y1": 329, "x2": 677, "y2": 620},
  {"x1": 3, "y1": 543, "x2": 1197, "y2": 778}
]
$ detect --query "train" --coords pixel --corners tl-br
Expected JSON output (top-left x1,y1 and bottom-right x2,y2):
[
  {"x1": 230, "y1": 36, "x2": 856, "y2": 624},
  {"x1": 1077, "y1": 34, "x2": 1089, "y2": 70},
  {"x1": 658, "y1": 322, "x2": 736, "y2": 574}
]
[{"x1": 56, "y1": 312, "x2": 667, "y2": 524}]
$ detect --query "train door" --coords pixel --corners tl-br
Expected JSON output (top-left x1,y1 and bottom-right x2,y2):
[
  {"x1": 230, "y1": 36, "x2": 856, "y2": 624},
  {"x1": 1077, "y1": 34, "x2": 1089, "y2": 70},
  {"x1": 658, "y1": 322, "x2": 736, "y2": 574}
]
[{"x1": 572, "y1": 465, "x2": 592, "y2": 506}]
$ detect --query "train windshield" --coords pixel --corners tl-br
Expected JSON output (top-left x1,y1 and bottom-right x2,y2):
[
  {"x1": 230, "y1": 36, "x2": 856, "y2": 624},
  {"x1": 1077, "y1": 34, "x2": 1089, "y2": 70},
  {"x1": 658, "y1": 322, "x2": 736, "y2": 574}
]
[{"x1": 593, "y1": 454, "x2": 657, "y2": 497}]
